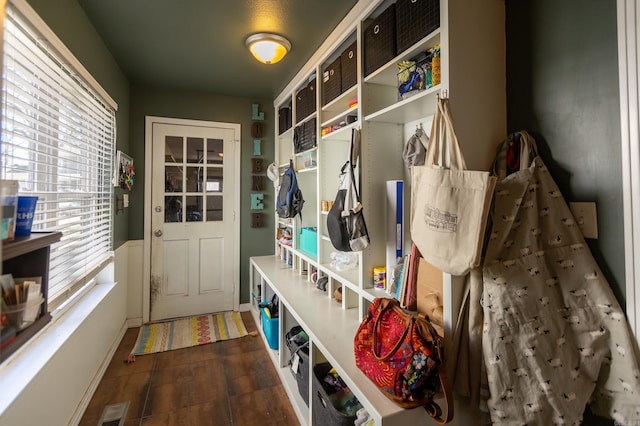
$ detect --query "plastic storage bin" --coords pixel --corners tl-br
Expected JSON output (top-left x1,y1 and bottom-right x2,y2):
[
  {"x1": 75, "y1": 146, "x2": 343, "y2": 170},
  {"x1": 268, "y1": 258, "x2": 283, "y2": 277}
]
[
  {"x1": 260, "y1": 307, "x2": 279, "y2": 350},
  {"x1": 299, "y1": 227, "x2": 318, "y2": 257},
  {"x1": 286, "y1": 325, "x2": 310, "y2": 406},
  {"x1": 312, "y1": 363, "x2": 362, "y2": 426}
]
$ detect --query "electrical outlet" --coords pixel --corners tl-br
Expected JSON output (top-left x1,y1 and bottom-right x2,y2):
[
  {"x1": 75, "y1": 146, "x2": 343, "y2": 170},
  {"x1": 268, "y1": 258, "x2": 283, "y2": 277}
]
[{"x1": 569, "y1": 202, "x2": 598, "y2": 239}]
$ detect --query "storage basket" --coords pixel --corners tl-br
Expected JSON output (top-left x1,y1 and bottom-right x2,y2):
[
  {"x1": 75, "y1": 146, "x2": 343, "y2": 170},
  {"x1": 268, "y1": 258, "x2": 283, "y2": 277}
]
[
  {"x1": 296, "y1": 77, "x2": 317, "y2": 121},
  {"x1": 363, "y1": 4, "x2": 397, "y2": 77},
  {"x1": 260, "y1": 307, "x2": 279, "y2": 350},
  {"x1": 278, "y1": 102, "x2": 292, "y2": 134},
  {"x1": 340, "y1": 41, "x2": 358, "y2": 92},
  {"x1": 286, "y1": 326, "x2": 310, "y2": 406},
  {"x1": 299, "y1": 227, "x2": 318, "y2": 257},
  {"x1": 396, "y1": 0, "x2": 440, "y2": 54},
  {"x1": 294, "y1": 118, "x2": 317, "y2": 154},
  {"x1": 312, "y1": 363, "x2": 362, "y2": 426},
  {"x1": 322, "y1": 57, "x2": 342, "y2": 106}
]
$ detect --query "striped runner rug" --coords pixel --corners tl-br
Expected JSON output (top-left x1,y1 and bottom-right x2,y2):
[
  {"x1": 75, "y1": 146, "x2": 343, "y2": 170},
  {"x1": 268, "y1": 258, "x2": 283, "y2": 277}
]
[{"x1": 129, "y1": 311, "x2": 248, "y2": 359}]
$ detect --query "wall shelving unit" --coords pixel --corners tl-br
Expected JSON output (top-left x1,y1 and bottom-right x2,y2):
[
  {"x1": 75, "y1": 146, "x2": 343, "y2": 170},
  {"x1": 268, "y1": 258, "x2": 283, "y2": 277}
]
[{"x1": 251, "y1": 0, "x2": 506, "y2": 424}]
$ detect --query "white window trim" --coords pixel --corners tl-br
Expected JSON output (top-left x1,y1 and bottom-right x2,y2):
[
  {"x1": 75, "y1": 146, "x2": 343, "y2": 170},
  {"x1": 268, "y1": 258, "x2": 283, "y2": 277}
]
[{"x1": 617, "y1": 0, "x2": 640, "y2": 342}]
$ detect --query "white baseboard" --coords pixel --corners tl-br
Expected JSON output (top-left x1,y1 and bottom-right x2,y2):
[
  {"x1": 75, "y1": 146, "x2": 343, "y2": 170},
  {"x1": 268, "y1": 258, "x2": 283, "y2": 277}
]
[
  {"x1": 69, "y1": 321, "x2": 128, "y2": 425},
  {"x1": 238, "y1": 303, "x2": 252, "y2": 312},
  {"x1": 127, "y1": 317, "x2": 144, "y2": 328}
]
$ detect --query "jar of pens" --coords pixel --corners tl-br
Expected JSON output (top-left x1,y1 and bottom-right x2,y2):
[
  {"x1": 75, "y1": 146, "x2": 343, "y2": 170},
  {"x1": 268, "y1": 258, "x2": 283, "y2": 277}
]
[{"x1": 1, "y1": 274, "x2": 43, "y2": 332}]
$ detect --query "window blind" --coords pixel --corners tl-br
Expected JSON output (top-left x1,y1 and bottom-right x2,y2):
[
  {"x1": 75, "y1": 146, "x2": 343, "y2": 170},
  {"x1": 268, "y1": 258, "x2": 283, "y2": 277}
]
[{"x1": 1, "y1": 5, "x2": 115, "y2": 310}]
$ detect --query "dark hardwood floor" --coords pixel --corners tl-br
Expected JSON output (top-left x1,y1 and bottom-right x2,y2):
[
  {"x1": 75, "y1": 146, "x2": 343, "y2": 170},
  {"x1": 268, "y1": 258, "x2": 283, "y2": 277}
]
[{"x1": 79, "y1": 311, "x2": 299, "y2": 426}]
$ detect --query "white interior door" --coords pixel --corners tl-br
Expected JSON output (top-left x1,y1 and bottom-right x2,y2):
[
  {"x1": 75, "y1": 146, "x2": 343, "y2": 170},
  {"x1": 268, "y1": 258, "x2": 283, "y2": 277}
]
[{"x1": 149, "y1": 120, "x2": 237, "y2": 321}]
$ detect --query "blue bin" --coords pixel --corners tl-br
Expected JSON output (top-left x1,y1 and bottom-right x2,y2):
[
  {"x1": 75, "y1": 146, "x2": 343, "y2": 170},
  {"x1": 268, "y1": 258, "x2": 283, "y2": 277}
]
[{"x1": 260, "y1": 307, "x2": 279, "y2": 350}]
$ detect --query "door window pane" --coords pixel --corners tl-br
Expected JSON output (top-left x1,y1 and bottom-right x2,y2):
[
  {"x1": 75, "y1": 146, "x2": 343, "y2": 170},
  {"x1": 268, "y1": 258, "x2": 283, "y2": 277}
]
[
  {"x1": 186, "y1": 166, "x2": 204, "y2": 192},
  {"x1": 207, "y1": 138, "x2": 223, "y2": 165},
  {"x1": 206, "y1": 167, "x2": 223, "y2": 192},
  {"x1": 207, "y1": 195, "x2": 223, "y2": 221},
  {"x1": 165, "y1": 136, "x2": 184, "y2": 163},
  {"x1": 165, "y1": 196, "x2": 183, "y2": 223},
  {"x1": 187, "y1": 137, "x2": 204, "y2": 164},
  {"x1": 165, "y1": 166, "x2": 183, "y2": 192},
  {"x1": 185, "y1": 195, "x2": 203, "y2": 222}
]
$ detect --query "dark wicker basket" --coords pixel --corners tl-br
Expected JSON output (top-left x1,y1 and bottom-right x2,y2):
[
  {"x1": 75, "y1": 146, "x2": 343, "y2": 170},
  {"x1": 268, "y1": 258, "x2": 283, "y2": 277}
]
[
  {"x1": 278, "y1": 102, "x2": 292, "y2": 134},
  {"x1": 295, "y1": 77, "x2": 317, "y2": 121},
  {"x1": 294, "y1": 118, "x2": 317, "y2": 154},
  {"x1": 363, "y1": 3, "x2": 397, "y2": 77},
  {"x1": 396, "y1": 0, "x2": 440, "y2": 54},
  {"x1": 322, "y1": 57, "x2": 342, "y2": 106},
  {"x1": 340, "y1": 41, "x2": 357, "y2": 92}
]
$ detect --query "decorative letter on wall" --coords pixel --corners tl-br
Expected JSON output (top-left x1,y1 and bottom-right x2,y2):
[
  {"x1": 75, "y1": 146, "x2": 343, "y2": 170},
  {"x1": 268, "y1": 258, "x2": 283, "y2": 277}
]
[
  {"x1": 250, "y1": 103, "x2": 266, "y2": 227},
  {"x1": 250, "y1": 193, "x2": 264, "y2": 210}
]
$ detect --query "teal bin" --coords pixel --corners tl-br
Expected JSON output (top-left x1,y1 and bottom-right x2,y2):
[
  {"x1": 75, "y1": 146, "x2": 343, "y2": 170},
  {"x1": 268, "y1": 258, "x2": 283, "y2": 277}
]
[
  {"x1": 260, "y1": 307, "x2": 279, "y2": 350},
  {"x1": 300, "y1": 227, "x2": 318, "y2": 257}
]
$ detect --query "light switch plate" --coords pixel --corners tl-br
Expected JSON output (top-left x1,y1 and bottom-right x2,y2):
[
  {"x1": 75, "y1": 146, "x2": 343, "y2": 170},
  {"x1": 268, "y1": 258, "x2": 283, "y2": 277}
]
[{"x1": 569, "y1": 202, "x2": 598, "y2": 239}]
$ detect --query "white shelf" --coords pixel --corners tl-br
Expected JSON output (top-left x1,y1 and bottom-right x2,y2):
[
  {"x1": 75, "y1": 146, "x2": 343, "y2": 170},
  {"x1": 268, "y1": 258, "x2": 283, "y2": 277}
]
[
  {"x1": 250, "y1": 255, "x2": 427, "y2": 425},
  {"x1": 364, "y1": 30, "x2": 441, "y2": 87},
  {"x1": 364, "y1": 85, "x2": 440, "y2": 124},
  {"x1": 267, "y1": 0, "x2": 506, "y2": 424}
]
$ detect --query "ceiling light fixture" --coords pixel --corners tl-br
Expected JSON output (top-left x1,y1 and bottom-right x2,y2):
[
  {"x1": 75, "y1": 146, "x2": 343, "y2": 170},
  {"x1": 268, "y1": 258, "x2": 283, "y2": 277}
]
[{"x1": 246, "y1": 33, "x2": 291, "y2": 65}]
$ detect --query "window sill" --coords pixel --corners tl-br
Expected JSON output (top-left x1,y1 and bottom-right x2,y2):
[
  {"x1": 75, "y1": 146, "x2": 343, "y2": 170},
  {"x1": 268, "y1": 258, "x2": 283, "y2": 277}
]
[{"x1": 0, "y1": 280, "x2": 117, "y2": 414}]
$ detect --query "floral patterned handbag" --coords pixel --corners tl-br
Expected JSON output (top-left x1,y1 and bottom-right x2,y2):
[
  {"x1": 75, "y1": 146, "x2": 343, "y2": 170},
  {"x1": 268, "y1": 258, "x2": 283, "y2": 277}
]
[{"x1": 354, "y1": 297, "x2": 453, "y2": 424}]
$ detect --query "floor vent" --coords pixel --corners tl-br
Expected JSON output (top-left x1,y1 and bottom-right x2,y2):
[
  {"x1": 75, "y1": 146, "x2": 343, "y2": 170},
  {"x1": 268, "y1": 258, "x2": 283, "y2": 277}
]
[{"x1": 97, "y1": 401, "x2": 130, "y2": 426}]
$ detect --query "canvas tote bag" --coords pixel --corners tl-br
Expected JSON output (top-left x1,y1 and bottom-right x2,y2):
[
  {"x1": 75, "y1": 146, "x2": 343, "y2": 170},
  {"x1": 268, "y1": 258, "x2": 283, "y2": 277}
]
[{"x1": 410, "y1": 97, "x2": 496, "y2": 276}]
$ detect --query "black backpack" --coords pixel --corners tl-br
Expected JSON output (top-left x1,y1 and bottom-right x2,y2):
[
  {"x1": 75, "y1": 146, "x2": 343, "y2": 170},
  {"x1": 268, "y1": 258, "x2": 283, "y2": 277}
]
[{"x1": 276, "y1": 161, "x2": 304, "y2": 219}]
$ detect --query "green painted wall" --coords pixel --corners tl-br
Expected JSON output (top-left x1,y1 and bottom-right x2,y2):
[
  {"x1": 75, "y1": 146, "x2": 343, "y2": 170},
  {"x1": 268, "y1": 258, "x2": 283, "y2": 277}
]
[
  {"x1": 26, "y1": 0, "x2": 131, "y2": 249},
  {"x1": 506, "y1": 0, "x2": 624, "y2": 309},
  {"x1": 128, "y1": 86, "x2": 275, "y2": 304}
]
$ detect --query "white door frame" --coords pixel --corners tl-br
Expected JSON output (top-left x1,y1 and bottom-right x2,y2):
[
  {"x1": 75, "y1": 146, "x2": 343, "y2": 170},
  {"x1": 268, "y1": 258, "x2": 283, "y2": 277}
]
[
  {"x1": 143, "y1": 116, "x2": 241, "y2": 323},
  {"x1": 617, "y1": 0, "x2": 640, "y2": 342}
]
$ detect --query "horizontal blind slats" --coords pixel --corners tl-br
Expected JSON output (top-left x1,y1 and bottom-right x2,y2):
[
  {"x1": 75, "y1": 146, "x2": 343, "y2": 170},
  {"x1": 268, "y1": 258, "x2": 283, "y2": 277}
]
[{"x1": 1, "y1": 6, "x2": 115, "y2": 308}]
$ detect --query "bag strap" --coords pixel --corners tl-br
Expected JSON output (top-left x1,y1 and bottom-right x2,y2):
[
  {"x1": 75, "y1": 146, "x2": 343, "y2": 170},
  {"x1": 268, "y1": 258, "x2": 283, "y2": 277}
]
[
  {"x1": 423, "y1": 364, "x2": 453, "y2": 424},
  {"x1": 371, "y1": 298, "x2": 411, "y2": 361},
  {"x1": 425, "y1": 97, "x2": 467, "y2": 170},
  {"x1": 349, "y1": 128, "x2": 363, "y2": 202}
]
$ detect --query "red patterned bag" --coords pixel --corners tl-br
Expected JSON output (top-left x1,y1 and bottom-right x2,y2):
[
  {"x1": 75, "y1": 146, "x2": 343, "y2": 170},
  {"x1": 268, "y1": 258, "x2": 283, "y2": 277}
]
[{"x1": 354, "y1": 297, "x2": 453, "y2": 424}]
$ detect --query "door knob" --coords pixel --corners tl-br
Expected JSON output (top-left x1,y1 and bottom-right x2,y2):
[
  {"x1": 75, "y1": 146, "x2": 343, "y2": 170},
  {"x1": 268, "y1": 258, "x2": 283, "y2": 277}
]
[{"x1": 154, "y1": 229, "x2": 163, "y2": 237}]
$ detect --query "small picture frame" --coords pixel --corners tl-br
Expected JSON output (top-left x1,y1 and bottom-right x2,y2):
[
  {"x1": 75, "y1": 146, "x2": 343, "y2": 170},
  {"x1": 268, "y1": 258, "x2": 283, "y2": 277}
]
[{"x1": 114, "y1": 150, "x2": 135, "y2": 190}]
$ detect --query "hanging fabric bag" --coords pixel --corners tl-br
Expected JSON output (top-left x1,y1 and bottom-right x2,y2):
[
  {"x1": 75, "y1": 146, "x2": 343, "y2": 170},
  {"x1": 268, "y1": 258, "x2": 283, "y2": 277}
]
[
  {"x1": 481, "y1": 131, "x2": 640, "y2": 424},
  {"x1": 354, "y1": 297, "x2": 453, "y2": 424},
  {"x1": 327, "y1": 128, "x2": 370, "y2": 251},
  {"x1": 410, "y1": 97, "x2": 496, "y2": 276}
]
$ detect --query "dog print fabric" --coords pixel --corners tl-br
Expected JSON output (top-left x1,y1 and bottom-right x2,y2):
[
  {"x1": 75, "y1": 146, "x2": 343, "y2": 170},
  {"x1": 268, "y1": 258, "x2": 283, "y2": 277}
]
[{"x1": 482, "y1": 133, "x2": 640, "y2": 425}]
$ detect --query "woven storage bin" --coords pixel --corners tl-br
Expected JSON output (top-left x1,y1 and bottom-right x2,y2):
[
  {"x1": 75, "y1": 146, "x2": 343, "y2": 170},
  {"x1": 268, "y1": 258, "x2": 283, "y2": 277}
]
[
  {"x1": 363, "y1": 3, "x2": 397, "y2": 77},
  {"x1": 294, "y1": 118, "x2": 317, "y2": 154},
  {"x1": 278, "y1": 103, "x2": 292, "y2": 134},
  {"x1": 322, "y1": 57, "x2": 342, "y2": 106},
  {"x1": 312, "y1": 363, "x2": 360, "y2": 426},
  {"x1": 396, "y1": 0, "x2": 440, "y2": 54},
  {"x1": 296, "y1": 78, "x2": 317, "y2": 121},
  {"x1": 340, "y1": 41, "x2": 357, "y2": 92},
  {"x1": 286, "y1": 326, "x2": 310, "y2": 406}
]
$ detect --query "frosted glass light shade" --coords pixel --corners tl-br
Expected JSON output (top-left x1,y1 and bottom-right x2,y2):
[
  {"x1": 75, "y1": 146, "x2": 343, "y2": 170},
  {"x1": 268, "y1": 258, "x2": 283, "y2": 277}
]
[{"x1": 246, "y1": 33, "x2": 291, "y2": 64}]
